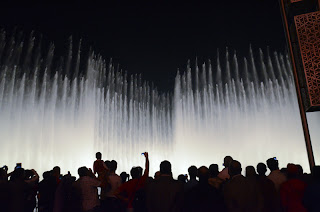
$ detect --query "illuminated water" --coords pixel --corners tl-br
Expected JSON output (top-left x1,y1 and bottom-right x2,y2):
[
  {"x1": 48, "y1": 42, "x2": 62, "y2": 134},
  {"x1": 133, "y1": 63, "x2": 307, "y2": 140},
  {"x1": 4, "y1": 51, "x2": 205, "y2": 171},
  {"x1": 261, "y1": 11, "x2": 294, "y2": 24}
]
[{"x1": 0, "y1": 32, "x2": 318, "y2": 177}]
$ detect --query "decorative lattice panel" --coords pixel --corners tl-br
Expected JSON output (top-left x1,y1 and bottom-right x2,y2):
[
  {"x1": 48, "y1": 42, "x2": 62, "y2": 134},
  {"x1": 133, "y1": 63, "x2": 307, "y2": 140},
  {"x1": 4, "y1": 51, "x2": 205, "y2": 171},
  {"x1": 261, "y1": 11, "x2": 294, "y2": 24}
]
[{"x1": 295, "y1": 11, "x2": 320, "y2": 108}]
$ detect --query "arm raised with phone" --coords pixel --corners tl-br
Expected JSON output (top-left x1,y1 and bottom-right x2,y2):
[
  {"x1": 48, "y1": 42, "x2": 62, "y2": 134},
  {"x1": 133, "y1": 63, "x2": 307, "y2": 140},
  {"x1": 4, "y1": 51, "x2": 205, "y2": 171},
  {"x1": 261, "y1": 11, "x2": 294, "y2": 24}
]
[{"x1": 142, "y1": 152, "x2": 149, "y2": 178}]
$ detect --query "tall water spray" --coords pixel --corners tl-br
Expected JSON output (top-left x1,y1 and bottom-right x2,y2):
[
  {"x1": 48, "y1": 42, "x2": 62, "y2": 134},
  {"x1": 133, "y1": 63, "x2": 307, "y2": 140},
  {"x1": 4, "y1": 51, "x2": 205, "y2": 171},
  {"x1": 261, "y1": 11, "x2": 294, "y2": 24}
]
[
  {"x1": 172, "y1": 49, "x2": 315, "y2": 174},
  {"x1": 0, "y1": 32, "x2": 173, "y2": 176},
  {"x1": 0, "y1": 32, "x2": 318, "y2": 176}
]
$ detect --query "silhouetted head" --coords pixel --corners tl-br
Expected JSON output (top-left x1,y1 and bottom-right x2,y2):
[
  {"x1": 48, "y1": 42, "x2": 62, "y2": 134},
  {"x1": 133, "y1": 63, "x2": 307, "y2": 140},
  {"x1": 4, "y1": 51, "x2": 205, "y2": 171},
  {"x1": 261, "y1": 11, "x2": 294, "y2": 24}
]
[
  {"x1": 160, "y1": 160, "x2": 172, "y2": 175},
  {"x1": 209, "y1": 164, "x2": 219, "y2": 178},
  {"x1": 245, "y1": 166, "x2": 257, "y2": 178},
  {"x1": 296, "y1": 164, "x2": 303, "y2": 176},
  {"x1": 280, "y1": 168, "x2": 288, "y2": 177},
  {"x1": 0, "y1": 169, "x2": 7, "y2": 182},
  {"x1": 177, "y1": 174, "x2": 187, "y2": 183},
  {"x1": 312, "y1": 166, "x2": 320, "y2": 181},
  {"x1": 10, "y1": 168, "x2": 25, "y2": 181},
  {"x1": 105, "y1": 160, "x2": 111, "y2": 169},
  {"x1": 198, "y1": 166, "x2": 209, "y2": 183},
  {"x1": 109, "y1": 160, "x2": 117, "y2": 172},
  {"x1": 120, "y1": 172, "x2": 130, "y2": 183},
  {"x1": 154, "y1": 171, "x2": 161, "y2": 180},
  {"x1": 24, "y1": 169, "x2": 34, "y2": 180},
  {"x1": 266, "y1": 158, "x2": 279, "y2": 171},
  {"x1": 229, "y1": 160, "x2": 242, "y2": 177},
  {"x1": 96, "y1": 152, "x2": 102, "y2": 160},
  {"x1": 130, "y1": 166, "x2": 143, "y2": 179},
  {"x1": 78, "y1": 167, "x2": 88, "y2": 177},
  {"x1": 257, "y1": 163, "x2": 267, "y2": 176},
  {"x1": 52, "y1": 166, "x2": 61, "y2": 178},
  {"x1": 287, "y1": 163, "x2": 299, "y2": 179},
  {"x1": 223, "y1": 156, "x2": 233, "y2": 168},
  {"x1": 42, "y1": 171, "x2": 52, "y2": 179},
  {"x1": 188, "y1": 165, "x2": 197, "y2": 179}
]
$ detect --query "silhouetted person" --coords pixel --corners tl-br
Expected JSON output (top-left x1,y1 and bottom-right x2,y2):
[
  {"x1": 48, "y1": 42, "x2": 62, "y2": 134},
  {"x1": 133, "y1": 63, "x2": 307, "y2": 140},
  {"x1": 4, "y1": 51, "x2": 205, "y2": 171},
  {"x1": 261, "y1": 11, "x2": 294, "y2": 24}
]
[
  {"x1": 53, "y1": 173, "x2": 76, "y2": 212},
  {"x1": 296, "y1": 164, "x2": 311, "y2": 184},
  {"x1": 24, "y1": 169, "x2": 39, "y2": 212},
  {"x1": 0, "y1": 168, "x2": 10, "y2": 212},
  {"x1": 120, "y1": 171, "x2": 130, "y2": 183},
  {"x1": 245, "y1": 166, "x2": 257, "y2": 178},
  {"x1": 223, "y1": 160, "x2": 262, "y2": 212},
  {"x1": 184, "y1": 166, "x2": 226, "y2": 212},
  {"x1": 154, "y1": 171, "x2": 161, "y2": 180},
  {"x1": 8, "y1": 168, "x2": 33, "y2": 212},
  {"x1": 146, "y1": 160, "x2": 184, "y2": 212},
  {"x1": 184, "y1": 165, "x2": 198, "y2": 192},
  {"x1": 267, "y1": 157, "x2": 286, "y2": 192},
  {"x1": 209, "y1": 164, "x2": 219, "y2": 178},
  {"x1": 280, "y1": 164, "x2": 307, "y2": 212},
  {"x1": 178, "y1": 174, "x2": 187, "y2": 184},
  {"x1": 256, "y1": 162, "x2": 278, "y2": 212},
  {"x1": 218, "y1": 156, "x2": 233, "y2": 181},
  {"x1": 303, "y1": 166, "x2": 320, "y2": 212},
  {"x1": 102, "y1": 160, "x2": 122, "y2": 212},
  {"x1": 208, "y1": 164, "x2": 223, "y2": 190},
  {"x1": 93, "y1": 152, "x2": 108, "y2": 180},
  {"x1": 73, "y1": 166, "x2": 101, "y2": 212},
  {"x1": 38, "y1": 171, "x2": 57, "y2": 212},
  {"x1": 52, "y1": 166, "x2": 61, "y2": 185},
  {"x1": 115, "y1": 152, "x2": 149, "y2": 212}
]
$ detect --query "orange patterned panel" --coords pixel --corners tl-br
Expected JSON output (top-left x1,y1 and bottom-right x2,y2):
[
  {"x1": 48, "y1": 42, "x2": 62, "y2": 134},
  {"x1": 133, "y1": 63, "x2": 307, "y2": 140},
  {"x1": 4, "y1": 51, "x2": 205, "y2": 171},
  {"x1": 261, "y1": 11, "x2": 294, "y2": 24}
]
[{"x1": 295, "y1": 11, "x2": 320, "y2": 108}]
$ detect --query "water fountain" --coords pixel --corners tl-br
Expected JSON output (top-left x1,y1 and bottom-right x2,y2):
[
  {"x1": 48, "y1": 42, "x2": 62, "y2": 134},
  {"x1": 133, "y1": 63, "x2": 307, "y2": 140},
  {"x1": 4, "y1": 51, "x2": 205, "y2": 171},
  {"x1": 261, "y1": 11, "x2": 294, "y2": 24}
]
[{"x1": 0, "y1": 31, "x2": 318, "y2": 177}]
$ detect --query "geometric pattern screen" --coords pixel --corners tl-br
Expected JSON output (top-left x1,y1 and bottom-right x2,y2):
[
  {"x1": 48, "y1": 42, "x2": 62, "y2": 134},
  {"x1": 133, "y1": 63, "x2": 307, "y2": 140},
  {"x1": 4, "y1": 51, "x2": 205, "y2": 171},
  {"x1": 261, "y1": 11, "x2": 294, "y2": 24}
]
[{"x1": 295, "y1": 11, "x2": 320, "y2": 109}]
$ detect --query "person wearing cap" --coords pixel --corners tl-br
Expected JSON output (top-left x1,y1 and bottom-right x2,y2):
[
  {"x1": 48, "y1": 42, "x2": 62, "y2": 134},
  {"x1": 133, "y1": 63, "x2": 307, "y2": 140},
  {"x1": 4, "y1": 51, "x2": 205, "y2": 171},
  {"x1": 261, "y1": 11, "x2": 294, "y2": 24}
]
[{"x1": 280, "y1": 163, "x2": 307, "y2": 212}]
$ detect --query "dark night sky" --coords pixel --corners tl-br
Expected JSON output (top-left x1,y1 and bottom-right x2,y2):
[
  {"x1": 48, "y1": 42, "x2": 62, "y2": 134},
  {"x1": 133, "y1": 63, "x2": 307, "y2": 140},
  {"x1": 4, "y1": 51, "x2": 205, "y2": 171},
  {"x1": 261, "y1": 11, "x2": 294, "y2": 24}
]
[{"x1": 0, "y1": 0, "x2": 286, "y2": 92}]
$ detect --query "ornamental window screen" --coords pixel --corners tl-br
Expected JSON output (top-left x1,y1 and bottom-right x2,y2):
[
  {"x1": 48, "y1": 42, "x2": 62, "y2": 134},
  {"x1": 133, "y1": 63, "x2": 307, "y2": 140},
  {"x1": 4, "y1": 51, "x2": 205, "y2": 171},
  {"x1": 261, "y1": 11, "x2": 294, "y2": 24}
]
[{"x1": 295, "y1": 11, "x2": 320, "y2": 109}]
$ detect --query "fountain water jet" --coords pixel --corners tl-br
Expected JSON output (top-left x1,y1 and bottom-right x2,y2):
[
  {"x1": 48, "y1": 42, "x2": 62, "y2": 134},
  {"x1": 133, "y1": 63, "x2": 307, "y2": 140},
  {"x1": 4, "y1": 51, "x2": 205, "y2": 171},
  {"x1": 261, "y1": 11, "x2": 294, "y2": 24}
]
[
  {"x1": 0, "y1": 32, "x2": 173, "y2": 176},
  {"x1": 172, "y1": 50, "x2": 313, "y2": 174},
  {"x1": 0, "y1": 31, "x2": 318, "y2": 177}
]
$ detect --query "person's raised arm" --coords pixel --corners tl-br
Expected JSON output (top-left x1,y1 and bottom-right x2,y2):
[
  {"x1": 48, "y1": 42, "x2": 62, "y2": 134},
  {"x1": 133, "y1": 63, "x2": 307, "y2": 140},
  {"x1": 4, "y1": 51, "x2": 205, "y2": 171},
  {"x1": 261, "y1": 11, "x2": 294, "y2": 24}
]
[
  {"x1": 93, "y1": 162, "x2": 97, "y2": 175},
  {"x1": 143, "y1": 152, "x2": 149, "y2": 177},
  {"x1": 25, "y1": 169, "x2": 39, "y2": 183}
]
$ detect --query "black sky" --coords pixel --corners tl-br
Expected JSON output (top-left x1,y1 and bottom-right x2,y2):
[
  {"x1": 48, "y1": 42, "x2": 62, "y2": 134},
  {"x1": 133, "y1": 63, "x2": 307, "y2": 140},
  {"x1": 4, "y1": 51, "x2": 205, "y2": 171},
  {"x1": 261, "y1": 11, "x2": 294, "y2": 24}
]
[{"x1": 0, "y1": 1, "x2": 286, "y2": 92}]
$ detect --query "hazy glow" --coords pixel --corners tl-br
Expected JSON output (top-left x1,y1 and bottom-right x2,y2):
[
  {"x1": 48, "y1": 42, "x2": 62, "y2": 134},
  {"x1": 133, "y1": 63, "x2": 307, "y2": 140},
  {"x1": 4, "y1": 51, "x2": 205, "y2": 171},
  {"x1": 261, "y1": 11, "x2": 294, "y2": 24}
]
[{"x1": 0, "y1": 34, "x2": 318, "y2": 177}]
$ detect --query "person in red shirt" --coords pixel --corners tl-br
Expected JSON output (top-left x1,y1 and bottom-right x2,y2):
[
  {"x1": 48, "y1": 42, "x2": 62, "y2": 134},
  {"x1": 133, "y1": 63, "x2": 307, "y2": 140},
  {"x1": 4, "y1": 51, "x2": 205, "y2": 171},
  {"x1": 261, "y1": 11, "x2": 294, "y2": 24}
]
[
  {"x1": 115, "y1": 152, "x2": 149, "y2": 212},
  {"x1": 93, "y1": 152, "x2": 108, "y2": 180},
  {"x1": 280, "y1": 163, "x2": 307, "y2": 212}
]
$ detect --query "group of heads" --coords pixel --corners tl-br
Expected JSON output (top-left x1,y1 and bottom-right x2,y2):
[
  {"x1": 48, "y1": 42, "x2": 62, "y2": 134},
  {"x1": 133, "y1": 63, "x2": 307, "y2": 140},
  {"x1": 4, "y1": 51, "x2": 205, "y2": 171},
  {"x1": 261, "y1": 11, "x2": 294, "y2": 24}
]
[
  {"x1": 95, "y1": 152, "x2": 118, "y2": 173},
  {"x1": 222, "y1": 156, "x2": 279, "y2": 178},
  {"x1": 95, "y1": 153, "x2": 320, "y2": 181}
]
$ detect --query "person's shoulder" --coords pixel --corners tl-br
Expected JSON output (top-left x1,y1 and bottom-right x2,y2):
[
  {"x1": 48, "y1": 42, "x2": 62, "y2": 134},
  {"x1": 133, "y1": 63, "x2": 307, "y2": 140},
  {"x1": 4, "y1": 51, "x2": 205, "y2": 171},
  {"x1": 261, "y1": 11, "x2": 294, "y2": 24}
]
[
  {"x1": 82, "y1": 176, "x2": 98, "y2": 182},
  {"x1": 115, "y1": 174, "x2": 122, "y2": 180},
  {"x1": 219, "y1": 167, "x2": 227, "y2": 174},
  {"x1": 259, "y1": 175, "x2": 274, "y2": 184},
  {"x1": 232, "y1": 174, "x2": 245, "y2": 180},
  {"x1": 72, "y1": 179, "x2": 80, "y2": 186},
  {"x1": 228, "y1": 175, "x2": 246, "y2": 186},
  {"x1": 118, "y1": 179, "x2": 132, "y2": 190}
]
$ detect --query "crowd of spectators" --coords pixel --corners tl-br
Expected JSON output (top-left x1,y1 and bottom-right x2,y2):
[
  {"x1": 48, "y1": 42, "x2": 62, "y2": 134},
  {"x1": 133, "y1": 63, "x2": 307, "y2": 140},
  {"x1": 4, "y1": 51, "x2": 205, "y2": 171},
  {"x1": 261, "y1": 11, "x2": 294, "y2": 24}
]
[{"x1": 1, "y1": 153, "x2": 320, "y2": 212}]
